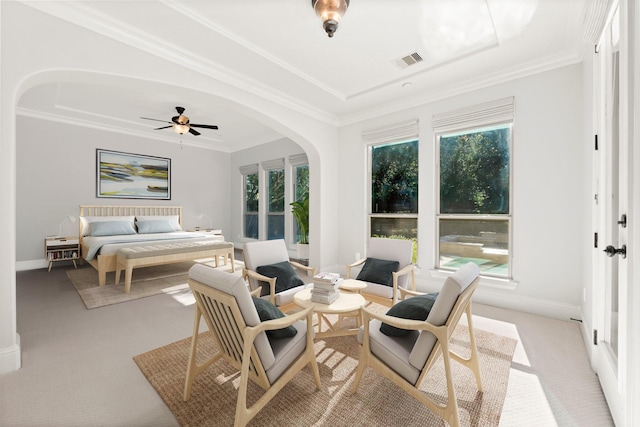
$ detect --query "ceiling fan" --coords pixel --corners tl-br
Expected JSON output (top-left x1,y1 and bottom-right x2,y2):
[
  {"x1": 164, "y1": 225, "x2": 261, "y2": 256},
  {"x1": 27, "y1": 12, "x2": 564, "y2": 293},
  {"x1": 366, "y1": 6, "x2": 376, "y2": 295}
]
[{"x1": 141, "y1": 106, "x2": 218, "y2": 136}]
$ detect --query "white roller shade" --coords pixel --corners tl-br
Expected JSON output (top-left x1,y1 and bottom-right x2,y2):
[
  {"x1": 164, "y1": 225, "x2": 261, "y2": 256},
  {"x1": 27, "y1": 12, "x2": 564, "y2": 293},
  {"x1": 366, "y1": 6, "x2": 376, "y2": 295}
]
[
  {"x1": 362, "y1": 120, "x2": 419, "y2": 145},
  {"x1": 432, "y1": 97, "x2": 515, "y2": 133}
]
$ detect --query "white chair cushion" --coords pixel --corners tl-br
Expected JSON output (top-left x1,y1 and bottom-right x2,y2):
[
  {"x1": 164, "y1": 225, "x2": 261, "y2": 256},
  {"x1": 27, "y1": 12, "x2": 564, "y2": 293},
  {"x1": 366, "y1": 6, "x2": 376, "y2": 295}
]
[
  {"x1": 266, "y1": 320, "x2": 308, "y2": 384},
  {"x1": 358, "y1": 319, "x2": 420, "y2": 385},
  {"x1": 188, "y1": 264, "x2": 275, "y2": 370},
  {"x1": 409, "y1": 263, "x2": 480, "y2": 370}
]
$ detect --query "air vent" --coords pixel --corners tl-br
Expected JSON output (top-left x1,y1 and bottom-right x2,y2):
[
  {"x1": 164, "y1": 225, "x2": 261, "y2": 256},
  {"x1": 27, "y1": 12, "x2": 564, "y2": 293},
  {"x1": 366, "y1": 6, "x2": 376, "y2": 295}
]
[{"x1": 393, "y1": 52, "x2": 424, "y2": 69}]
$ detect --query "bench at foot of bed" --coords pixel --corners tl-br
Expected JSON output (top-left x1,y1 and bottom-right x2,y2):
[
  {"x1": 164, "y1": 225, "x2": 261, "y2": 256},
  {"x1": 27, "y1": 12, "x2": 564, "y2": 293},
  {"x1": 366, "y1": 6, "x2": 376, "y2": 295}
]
[{"x1": 114, "y1": 241, "x2": 235, "y2": 293}]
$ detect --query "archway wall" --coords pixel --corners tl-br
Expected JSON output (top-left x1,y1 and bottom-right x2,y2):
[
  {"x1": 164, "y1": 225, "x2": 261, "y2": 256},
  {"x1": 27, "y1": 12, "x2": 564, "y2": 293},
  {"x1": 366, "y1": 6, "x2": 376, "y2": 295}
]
[{"x1": 0, "y1": 1, "x2": 340, "y2": 373}]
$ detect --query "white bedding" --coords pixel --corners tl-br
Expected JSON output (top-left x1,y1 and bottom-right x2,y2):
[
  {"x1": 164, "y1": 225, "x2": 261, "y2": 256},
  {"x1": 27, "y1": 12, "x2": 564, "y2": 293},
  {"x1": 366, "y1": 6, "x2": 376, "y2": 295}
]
[{"x1": 82, "y1": 231, "x2": 223, "y2": 260}]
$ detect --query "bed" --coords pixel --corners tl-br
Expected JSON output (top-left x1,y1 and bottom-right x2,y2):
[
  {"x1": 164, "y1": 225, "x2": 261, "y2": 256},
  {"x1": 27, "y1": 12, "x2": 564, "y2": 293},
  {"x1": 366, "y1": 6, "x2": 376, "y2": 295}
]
[{"x1": 79, "y1": 205, "x2": 227, "y2": 286}]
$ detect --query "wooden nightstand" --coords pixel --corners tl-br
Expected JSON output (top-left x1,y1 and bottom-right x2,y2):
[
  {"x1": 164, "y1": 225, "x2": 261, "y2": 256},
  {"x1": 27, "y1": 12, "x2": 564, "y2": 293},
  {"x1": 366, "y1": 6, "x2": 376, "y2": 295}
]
[{"x1": 45, "y1": 237, "x2": 79, "y2": 271}]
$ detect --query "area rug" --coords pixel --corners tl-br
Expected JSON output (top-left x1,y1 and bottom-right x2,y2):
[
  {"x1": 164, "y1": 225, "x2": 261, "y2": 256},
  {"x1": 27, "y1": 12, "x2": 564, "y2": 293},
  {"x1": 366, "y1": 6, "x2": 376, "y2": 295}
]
[
  {"x1": 67, "y1": 259, "x2": 243, "y2": 309},
  {"x1": 134, "y1": 323, "x2": 517, "y2": 426}
]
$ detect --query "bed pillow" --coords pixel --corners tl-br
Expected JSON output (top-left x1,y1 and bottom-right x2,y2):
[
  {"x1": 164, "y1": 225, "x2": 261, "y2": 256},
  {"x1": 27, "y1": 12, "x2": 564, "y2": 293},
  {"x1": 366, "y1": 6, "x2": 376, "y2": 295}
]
[
  {"x1": 356, "y1": 257, "x2": 400, "y2": 287},
  {"x1": 136, "y1": 215, "x2": 181, "y2": 231},
  {"x1": 256, "y1": 261, "x2": 304, "y2": 294},
  {"x1": 80, "y1": 216, "x2": 135, "y2": 236},
  {"x1": 135, "y1": 219, "x2": 176, "y2": 234},
  {"x1": 252, "y1": 297, "x2": 297, "y2": 339},
  {"x1": 380, "y1": 293, "x2": 439, "y2": 337},
  {"x1": 88, "y1": 220, "x2": 137, "y2": 237}
]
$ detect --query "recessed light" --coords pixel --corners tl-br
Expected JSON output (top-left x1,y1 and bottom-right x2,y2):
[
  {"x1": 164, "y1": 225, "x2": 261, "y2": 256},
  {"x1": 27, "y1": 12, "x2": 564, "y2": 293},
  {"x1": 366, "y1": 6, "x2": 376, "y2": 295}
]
[{"x1": 402, "y1": 82, "x2": 413, "y2": 88}]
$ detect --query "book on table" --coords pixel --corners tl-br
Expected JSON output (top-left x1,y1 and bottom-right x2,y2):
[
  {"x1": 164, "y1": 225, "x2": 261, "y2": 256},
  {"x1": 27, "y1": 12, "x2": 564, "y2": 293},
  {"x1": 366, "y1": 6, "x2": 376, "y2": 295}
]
[
  {"x1": 313, "y1": 279, "x2": 342, "y2": 292},
  {"x1": 313, "y1": 272, "x2": 341, "y2": 284},
  {"x1": 311, "y1": 290, "x2": 340, "y2": 304}
]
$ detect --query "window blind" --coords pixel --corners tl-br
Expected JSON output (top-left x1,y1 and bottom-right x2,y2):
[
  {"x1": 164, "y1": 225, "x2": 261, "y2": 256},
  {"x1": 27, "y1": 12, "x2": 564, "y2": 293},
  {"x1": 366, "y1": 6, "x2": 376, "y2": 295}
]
[
  {"x1": 362, "y1": 120, "x2": 419, "y2": 145},
  {"x1": 239, "y1": 164, "x2": 258, "y2": 175},
  {"x1": 432, "y1": 96, "x2": 515, "y2": 133},
  {"x1": 289, "y1": 153, "x2": 308, "y2": 166},
  {"x1": 261, "y1": 158, "x2": 284, "y2": 170}
]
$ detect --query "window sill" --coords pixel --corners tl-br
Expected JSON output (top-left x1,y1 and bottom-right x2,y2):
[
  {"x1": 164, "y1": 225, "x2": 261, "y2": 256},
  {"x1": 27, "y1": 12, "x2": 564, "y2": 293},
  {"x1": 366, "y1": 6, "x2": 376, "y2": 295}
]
[{"x1": 427, "y1": 268, "x2": 518, "y2": 291}]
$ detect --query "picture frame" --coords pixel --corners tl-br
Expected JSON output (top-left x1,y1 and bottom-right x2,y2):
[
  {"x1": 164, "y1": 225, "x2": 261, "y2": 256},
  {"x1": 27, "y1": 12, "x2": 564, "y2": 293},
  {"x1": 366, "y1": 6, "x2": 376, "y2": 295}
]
[{"x1": 96, "y1": 149, "x2": 171, "y2": 200}]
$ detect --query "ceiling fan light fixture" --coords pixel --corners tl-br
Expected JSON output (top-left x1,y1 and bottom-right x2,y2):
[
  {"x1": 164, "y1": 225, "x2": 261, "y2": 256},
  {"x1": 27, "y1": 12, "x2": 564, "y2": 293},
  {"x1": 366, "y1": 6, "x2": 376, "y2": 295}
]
[
  {"x1": 173, "y1": 123, "x2": 190, "y2": 134},
  {"x1": 312, "y1": 0, "x2": 349, "y2": 38}
]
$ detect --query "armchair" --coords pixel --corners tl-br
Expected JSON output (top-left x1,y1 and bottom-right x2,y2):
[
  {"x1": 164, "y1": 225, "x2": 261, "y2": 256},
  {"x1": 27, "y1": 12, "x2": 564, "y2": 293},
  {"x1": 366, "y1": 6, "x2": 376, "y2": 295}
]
[
  {"x1": 184, "y1": 264, "x2": 322, "y2": 427},
  {"x1": 352, "y1": 262, "x2": 482, "y2": 427},
  {"x1": 346, "y1": 237, "x2": 415, "y2": 306},
  {"x1": 243, "y1": 239, "x2": 316, "y2": 312}
]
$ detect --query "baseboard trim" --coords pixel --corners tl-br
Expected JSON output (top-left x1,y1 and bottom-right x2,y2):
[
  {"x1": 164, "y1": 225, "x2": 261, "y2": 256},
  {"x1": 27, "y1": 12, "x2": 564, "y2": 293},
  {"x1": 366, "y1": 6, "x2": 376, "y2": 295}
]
[
  {"x1": 0, "y1": 334, "x2": 21, "y2": 374},
  {"x1": 16, "y1": 259, "x2": 48, "y2": 271}
]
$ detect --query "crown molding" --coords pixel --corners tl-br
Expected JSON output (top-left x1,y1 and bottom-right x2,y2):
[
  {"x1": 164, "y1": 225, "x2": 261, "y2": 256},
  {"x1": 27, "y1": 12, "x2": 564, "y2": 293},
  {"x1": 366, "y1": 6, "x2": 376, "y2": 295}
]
[
  {"x1": 20, "y1": 1, "x2": 340, "y2": 127},
  {"x1": 339, "y1": 49, "x2": 585, "y2": 127}
]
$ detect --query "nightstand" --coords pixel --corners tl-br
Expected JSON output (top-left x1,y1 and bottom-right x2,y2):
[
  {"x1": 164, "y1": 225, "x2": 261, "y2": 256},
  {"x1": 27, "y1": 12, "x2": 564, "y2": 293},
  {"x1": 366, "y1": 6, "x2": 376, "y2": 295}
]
[{"x1": 45, "y1": 237, "x2": 79, "y2": 271}]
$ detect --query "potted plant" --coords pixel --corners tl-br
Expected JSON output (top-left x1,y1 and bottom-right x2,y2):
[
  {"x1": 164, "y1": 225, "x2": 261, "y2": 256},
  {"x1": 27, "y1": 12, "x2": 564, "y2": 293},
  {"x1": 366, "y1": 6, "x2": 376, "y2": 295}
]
[{"x1": 290, "y1": 193, "x2": 309, "y2": 260}]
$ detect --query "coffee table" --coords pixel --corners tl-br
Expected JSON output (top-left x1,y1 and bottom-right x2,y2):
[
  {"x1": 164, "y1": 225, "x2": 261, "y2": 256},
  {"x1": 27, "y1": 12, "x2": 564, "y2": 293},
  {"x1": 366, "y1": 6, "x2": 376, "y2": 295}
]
[{"x1": 293, "y1": 288, "x2": 366, "y2": 338}]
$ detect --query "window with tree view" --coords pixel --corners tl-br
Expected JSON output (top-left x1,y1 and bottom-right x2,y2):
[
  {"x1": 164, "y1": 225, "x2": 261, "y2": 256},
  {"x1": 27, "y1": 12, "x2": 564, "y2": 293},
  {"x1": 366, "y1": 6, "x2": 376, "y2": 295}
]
[
  {"x1": 293, "y1": 164, "x2": 309, "y2": 244},
  {"x1": 267, "y1": 168, "x2": 285, "y2": 240},
  {"x1": 244, "y1": 172, "x2": 259, "y2": 239},
  {"x1": 370, "y1": 140, "x2": 418, "y2": 262},
  {"x1": 438, "y1": 124, "x2": 511, "y2": 277}
]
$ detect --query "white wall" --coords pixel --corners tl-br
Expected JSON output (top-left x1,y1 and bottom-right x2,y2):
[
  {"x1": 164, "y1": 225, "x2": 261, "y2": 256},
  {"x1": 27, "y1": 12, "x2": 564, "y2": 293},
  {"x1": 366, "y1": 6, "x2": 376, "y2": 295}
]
[
  {"x1": 15, "y1": 115, "x2": 231, "y2": 268},
  {"x1": 337, "y1": 64, "x2": 590, "y2": 320}
]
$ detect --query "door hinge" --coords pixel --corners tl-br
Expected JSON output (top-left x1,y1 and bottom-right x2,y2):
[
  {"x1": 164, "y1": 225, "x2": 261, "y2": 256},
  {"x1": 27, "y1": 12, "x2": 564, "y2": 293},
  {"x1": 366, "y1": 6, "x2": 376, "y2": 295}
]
[
  {"x1": 593, "y1": 329, "x2": 598, "y2": 345},
  {"x1": 594, "y1": 232, "x2": 598, "y2": 248},
  {"x1": 595, "y1": 134, "x2": 598, "y2": 150}
]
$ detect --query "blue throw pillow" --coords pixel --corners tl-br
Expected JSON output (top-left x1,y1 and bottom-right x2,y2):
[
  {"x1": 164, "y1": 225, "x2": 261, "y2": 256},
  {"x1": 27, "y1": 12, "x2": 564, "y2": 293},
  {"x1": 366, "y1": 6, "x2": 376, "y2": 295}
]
[
  {"x1": 89, "y1": 221, "x2": 137, "y2": 237},
  {"x1": 252, "y1": 297, "x2": 297, "y2": 339},
  {"x1": 136, "y1": 219, "x2": 176, "y2": 234},
  {"x1": 256, "y1": 261, "x2": 304, "y2": 295},
  {"x1": 380, "y1": 293, "x2": 439, "y2": 337},
  {"x1": 356, "y1": 257, "x2": 400, "y2": 287}
]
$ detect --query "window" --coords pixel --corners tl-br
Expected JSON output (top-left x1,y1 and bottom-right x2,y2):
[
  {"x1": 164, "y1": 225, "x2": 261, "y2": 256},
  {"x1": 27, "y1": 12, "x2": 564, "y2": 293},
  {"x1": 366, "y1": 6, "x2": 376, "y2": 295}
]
[
  {"x1": 241, "y1": 165, "x2": 259, "y2": 239},
  {"x1": 434, "y1": 97, "x2": 514, "y2": 278},
  {"x1": 368, "y1": 138, "x2": 419, "y2": 261},
  {"x1": 266, "y1": 168, "x2": 285, "y2": 239},
  {"x1": 291, "y1": 157, "x2": 309, "y2": 244}
]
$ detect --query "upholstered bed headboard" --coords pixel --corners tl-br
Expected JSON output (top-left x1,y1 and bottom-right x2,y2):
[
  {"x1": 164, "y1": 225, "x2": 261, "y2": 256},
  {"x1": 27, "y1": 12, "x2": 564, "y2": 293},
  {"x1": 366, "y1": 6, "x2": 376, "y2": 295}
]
[{"x1": 78, "y1": 205, "x2": 182, "y2": 239}]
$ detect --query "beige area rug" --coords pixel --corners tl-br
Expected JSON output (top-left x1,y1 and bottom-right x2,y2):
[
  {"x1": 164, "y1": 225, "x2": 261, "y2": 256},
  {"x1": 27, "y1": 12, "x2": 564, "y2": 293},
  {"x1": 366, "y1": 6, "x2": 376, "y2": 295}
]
[
  {"x1": 134, "y1": 320, "x2": 517, "y2": 426},
  {"x1": 67, "y1": 260, "x2": 243, "y2": 310}
]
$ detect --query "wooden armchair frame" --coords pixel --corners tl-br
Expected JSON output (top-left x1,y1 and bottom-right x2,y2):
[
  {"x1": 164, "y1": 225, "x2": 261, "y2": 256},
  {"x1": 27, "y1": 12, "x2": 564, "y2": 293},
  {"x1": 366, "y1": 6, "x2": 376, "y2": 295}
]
[
  {"x1": 184, "y1": 276, "x2": 321, "y2": 427},
  {"x1": 242, "y1": 260, "x2": 316, "y2": 311},
  {"x1": 352, "y1": 276, "x2": 482, "y2": 427}
]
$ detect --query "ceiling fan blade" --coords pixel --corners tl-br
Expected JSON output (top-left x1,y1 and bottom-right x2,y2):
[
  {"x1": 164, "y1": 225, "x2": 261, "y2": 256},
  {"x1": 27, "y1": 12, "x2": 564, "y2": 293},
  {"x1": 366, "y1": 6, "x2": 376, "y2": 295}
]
[
  {"x1": 141, "y1": 117, "x2": 171, "y2": 123},
  {"x1": 154, "y1": 125, "x2": 173, "y2": 130},
  {"x1": 190, "y1": 124, "x2": 219, "y2": 130},
  {"x1": 176, "y1": 106, "x2": 185, "y2": 115},
  {"x1": 188, "y1": 127, "x2": 201, "y2": 136}
]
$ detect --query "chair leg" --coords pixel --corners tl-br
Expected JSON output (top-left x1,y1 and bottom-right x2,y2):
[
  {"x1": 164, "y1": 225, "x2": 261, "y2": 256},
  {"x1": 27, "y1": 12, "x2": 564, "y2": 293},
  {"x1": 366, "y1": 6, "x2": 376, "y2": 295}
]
[
  {"x1": 183, "y1": 306, "x2": 222, "y2": 401},
  {"x1": 465, "y1": 304, "x2": 483, "y2": 391}
]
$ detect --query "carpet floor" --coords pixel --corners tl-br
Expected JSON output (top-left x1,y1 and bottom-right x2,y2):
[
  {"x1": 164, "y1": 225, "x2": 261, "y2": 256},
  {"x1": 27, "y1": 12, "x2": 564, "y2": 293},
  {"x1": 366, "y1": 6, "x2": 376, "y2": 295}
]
[
  {"x1": 134, "y1": 321, "x2": 517, "y2": 426},
  {"x1": 67, "y1": 259, "x2": 243, "y2": 309}
]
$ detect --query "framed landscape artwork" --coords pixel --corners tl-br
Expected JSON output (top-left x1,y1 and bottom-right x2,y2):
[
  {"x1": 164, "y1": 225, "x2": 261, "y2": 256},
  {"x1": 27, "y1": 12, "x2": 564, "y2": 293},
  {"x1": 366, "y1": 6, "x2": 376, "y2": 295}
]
[{"x1": 96, "y1": 149, "x2": 171, "y2": 200}]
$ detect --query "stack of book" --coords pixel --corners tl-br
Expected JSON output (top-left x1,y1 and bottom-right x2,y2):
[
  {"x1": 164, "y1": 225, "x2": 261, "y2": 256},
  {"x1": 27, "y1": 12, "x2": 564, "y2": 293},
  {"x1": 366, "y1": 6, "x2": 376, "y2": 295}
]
[{"x1": 311, "y1": 272, "x2": 343, "y2": 304}]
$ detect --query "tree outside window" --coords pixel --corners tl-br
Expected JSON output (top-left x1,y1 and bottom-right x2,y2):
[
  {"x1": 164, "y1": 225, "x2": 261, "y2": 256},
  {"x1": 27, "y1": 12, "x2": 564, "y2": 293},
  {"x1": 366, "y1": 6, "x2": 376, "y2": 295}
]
[
  {"x1": 267, "y1": 168, "x2": 285, "y2": 240},
  {"x1": 244, "y1": 172, "x2": 259, "y2": 239},
  {"x1": 370, "y1": 140, "x2": 418, "y2": 262},
  {"x1": 438, "y1": 124, "x2": 511, "y2": 277}
]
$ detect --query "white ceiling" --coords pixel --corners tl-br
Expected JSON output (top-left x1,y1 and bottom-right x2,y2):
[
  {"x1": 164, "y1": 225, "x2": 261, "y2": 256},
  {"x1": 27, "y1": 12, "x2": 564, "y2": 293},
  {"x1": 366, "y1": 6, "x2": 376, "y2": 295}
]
[{"x1": 16, "y1": 0, "x2": 598, "y2": 152}]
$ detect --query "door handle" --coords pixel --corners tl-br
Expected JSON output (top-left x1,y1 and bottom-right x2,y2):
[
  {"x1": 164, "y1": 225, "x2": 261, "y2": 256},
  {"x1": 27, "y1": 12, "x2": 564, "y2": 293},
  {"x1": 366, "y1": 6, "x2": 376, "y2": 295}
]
[{"x1": 604, "y1": 244, "x2": 626, "y2": 259}]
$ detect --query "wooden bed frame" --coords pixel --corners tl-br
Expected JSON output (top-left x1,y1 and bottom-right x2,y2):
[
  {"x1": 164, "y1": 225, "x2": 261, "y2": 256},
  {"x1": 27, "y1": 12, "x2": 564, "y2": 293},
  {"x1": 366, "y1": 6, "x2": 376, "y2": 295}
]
[{"x1": 79, "y1": 205, "x2": 184, "y2": 286}]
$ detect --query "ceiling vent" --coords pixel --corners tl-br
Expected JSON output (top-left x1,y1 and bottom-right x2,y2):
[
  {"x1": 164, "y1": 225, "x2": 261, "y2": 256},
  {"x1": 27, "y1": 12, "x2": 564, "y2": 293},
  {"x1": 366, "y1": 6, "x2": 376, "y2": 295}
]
[{"x1": 393, "y1": 52, "x2": 424, "y2": 69}]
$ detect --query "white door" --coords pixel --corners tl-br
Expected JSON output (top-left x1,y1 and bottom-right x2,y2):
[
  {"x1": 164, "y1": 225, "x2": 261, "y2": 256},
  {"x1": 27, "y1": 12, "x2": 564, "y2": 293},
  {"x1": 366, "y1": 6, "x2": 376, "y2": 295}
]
[{"x1": 593, "y1": 2, "x2": 631, "y2": 425}]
